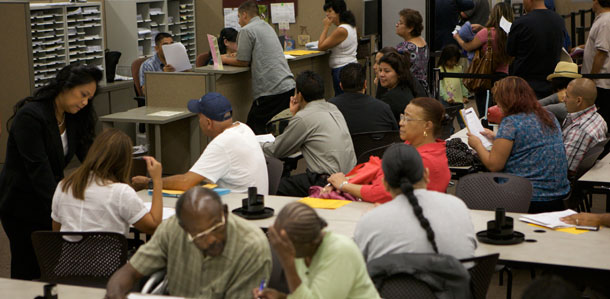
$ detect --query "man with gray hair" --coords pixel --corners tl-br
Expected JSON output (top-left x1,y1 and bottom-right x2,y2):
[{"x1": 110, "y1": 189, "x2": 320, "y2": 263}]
[
  {"x1": 105, "y1": 187, "x2": 271, "y2": 298},
  {"x1": 562, "y1": 78, "x2": 608, "y2": 175}
]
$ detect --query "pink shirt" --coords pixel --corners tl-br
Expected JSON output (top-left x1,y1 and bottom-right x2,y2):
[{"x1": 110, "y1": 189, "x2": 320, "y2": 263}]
[
  {"x1": 475, "y1": 28, "x2": 509, "y2": 74},
  {"x1": 358, "y1": 140, "x2": 451, "y2": 203}
]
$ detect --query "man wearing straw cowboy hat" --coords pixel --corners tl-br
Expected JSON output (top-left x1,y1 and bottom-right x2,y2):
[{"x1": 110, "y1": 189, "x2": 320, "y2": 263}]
[{"x1": 539, "y1": 61, "x2": 583, "y2": 123}]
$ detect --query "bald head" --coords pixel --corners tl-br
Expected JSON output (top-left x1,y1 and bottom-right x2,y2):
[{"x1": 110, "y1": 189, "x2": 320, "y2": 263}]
[
  {"x1": 569, "y1": 78, "x2": 598, "y2": 105},
  {"x1": 176, "y1": 187, "x2": 223, "y2": 226},
  {"x1": 275, "y1": 202, "x2": 327, "y2": 244}
]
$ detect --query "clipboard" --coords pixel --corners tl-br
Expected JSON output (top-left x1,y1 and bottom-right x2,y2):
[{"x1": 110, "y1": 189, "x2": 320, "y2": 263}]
[
  {"x1": 207, "y1": 34, "x2": 224, "y2": 70},
  {"x1": 460, "y1": 107, "x2": 493, "y2": 149}
]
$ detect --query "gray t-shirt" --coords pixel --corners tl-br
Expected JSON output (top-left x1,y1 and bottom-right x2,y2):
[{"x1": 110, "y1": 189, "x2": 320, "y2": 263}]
[
  {"x1": 354, "y1": 190, "x2": 477, "y2": 262},
  {"x1": 237, "y1": 17, "x2": 295, "y2": 99}
]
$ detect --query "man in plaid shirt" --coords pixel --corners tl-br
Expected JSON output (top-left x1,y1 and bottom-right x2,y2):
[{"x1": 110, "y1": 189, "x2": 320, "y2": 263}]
[{"x1": 562, "y1": 78, "x2": 608, "y2": 175}]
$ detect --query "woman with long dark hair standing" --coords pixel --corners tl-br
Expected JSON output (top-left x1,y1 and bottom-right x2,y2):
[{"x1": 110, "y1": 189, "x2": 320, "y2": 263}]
[
  {"x1": 318, "y1": 0, "x2": 358, "y2": 96},
  {"x1": 0, "y1": 64, "x2": 102, "y2": 280}
]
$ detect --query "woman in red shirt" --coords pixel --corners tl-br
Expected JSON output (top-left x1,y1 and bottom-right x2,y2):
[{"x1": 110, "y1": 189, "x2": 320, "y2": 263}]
[{"x1": 326, "y1": 97, "x2": 451, "y2": 203}]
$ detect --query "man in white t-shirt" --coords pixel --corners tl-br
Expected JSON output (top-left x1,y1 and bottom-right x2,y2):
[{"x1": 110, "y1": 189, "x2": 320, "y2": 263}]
[{"x1": 132, "y1": 92, "x2": 269, "y2": 194}]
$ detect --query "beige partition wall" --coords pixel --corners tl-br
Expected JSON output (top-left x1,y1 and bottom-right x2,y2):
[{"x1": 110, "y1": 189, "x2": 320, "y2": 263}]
[
  {"x1": 196, "y1": 0, "x2": 364, "y2": 53},
  {"x1": 0, "y1": 1, "x2": 34, "y2": 164}
]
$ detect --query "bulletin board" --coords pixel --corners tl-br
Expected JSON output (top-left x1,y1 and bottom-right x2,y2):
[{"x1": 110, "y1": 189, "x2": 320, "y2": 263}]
[{"x1": 222, "y1": 0, "x2": 298, "y2": 16}]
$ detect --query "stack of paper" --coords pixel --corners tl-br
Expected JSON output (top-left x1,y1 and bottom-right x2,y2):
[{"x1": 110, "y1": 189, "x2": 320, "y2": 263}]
[
  {"x1": 519, "y1": 209, "x2": 577, "y2": 229},
  {"x1": 298, "y1": 197, "x2": 351, "y2": 210}
]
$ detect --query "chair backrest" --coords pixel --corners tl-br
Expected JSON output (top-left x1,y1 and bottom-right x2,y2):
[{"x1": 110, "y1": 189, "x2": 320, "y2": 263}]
[
  {"x1": 455, "y1": 172, "x2": 532, "y2": 213},
  {"x1": 265, "y1": 155, "x2": 284, "y2": 195},
  {"x1": 195, "y1": 51, "x2": 211, "y2": 67},
  {"x1": 131, "y1": 57, "x2": 148, "y2": 96},
  {"x1": 574, "y1": 138, "x2": 610, "y2": 179},
  {"x1": 351, "y1": 130, "x2": 401, "y2": 163},
  {"x1": 31, "y1": 231, "x2": 128, "y2": 288},
  {"x1": 377, "y1": 273, "x2": 437, "y2": 299},
  {"x1": 461, "y1": 254, "x2": 499, "y2": 299},
  {"x1": 357, "y1": 144, "x2": 394, "y2": 164}
]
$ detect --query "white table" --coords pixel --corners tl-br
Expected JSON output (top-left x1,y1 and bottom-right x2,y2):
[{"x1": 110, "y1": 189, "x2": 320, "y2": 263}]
[
  {"x1": 100, "y1": 107, "x2": 200, "y2": 166},
  {"x1": 137, "y1": 190, "x2": 375, "y2": 237},
  {"x1": 578, "y1": 152, "x2": 610, "y2": 212},
  {"x1": 471, "y1": 210, "x2": 610, "y2": 271},
  {"x1": 0, "y1": 278, "x2": 106, "y2": 299}
]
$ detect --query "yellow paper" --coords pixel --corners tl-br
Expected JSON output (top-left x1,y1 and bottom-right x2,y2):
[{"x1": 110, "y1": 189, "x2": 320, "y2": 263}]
[
  {"x1": 298, "y1": 197, "x2": 351, "y2": 209},
  {"x1": 161, "y1": 189, "x2": 184, "y2": 195},
  {"x1": 527, "y1": 223, "x2": 589, "y2": 235},
  {"x1": 284, "y1": 50, "x2": 321, "y2": 56},
  {"x1": 202, "y1": 184, "x2": 219, "y2": 189}
]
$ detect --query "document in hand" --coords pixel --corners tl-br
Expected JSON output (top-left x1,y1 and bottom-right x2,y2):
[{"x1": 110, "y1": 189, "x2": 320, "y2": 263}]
[
  {"x1": 161, "y1": 42, "x2": 192, "y2": 72},
  {"x1": 460, "y1": 107, "x2": 493, "y2": 149},
  {"x1": 519, "y1": 209, "x2": 577, "y2": 229}
]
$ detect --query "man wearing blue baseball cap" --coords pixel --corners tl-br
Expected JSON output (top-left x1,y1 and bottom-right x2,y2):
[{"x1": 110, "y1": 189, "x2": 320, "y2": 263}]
[{"x1": 132, "y1": 92, "x2": 269, "y2": 194}]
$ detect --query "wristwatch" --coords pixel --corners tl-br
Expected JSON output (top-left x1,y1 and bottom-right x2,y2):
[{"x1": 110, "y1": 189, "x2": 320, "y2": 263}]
[{"x1": 339, "y1": 181, "x2": 349, "y2": 191}]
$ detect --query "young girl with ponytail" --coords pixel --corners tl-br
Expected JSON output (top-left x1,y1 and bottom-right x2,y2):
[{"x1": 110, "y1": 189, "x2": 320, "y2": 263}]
[{"x1": 353, "y1": 143, "x2": 476, "y2": 262}]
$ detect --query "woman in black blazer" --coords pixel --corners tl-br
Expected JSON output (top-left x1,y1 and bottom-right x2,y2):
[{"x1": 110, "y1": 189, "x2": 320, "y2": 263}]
[
  {"x1": 377, "y1": 51, "x2": 428, "y2": 123},
  {"x1": 0, "y1": 64, "x2": 102, "y2": 280}
]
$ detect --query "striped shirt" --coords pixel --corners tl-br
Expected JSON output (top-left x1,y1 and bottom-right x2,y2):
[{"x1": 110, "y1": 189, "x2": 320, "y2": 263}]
[
  {"x1": 138, "y1": 53, "x2": 164, "y2": 87},
  {"x1": 562, "y1": 105, "x2": 608, "y2": 173},
  {"x1": 129, "y1": 215, "x2": 271, "y2": 298}
]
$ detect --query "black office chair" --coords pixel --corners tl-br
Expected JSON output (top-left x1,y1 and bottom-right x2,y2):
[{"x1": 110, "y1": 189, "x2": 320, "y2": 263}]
[
  {"x1": 376, "y1": 273, "x2": 437, "y2": 299},
  {"x1": 455, "y1": 172, "x2": 532, "y2": 213},
  {"x1": 461, "y1": 254, "x2": 500, "y2": 299},
  {"x1": 351, "y1": 131, "x2": 401, "y2": 163},
  {"x1": 566, "y1": 138, "x2": 610, "y2": 212},
  {"x1": 356, "y1": 144, "x2": 394, "y2": 165},
  {"x1": 265, "y1": 155, "x2": 284, "y2": 195},
  {"x1": 31, "y1": 231, "x2": 128, "y2": 288}
]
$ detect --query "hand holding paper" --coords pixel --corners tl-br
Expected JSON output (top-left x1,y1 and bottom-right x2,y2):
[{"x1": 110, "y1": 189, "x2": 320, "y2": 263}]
[
  {"x1": 461, "y1": 108, "x2": 493, "y2": 149},
  {"x1": 161, "y1": 42, "x2": 192, "y2": 72}
]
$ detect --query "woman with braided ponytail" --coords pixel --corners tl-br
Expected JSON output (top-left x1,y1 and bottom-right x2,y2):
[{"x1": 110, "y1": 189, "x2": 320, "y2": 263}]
[
  {"x1": 253, "y1": 201, "x2": 380, "y2": 299},
  {"x1": 354, "y1": 143, "x2": 476, "y2": 262}
]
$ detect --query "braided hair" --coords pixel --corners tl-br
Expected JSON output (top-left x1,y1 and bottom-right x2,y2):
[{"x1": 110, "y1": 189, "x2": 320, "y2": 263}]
[
  {"x1": 382, "y1": 143, "x2": 439, "y2": 253},
  {"x1": 275, "y1": 201, "x2": 327, "y2": 245}
]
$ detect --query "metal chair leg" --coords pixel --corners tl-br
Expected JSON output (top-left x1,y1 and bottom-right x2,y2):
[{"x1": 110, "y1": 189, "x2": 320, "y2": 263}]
[{"x1": 506, "y1": 267, "x2": 513, "y2": 299}]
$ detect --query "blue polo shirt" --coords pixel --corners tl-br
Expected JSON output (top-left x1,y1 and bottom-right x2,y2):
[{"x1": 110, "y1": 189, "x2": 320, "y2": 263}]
[{"x1": 139, "y1": 53, "x2": 164, "y2": 87}]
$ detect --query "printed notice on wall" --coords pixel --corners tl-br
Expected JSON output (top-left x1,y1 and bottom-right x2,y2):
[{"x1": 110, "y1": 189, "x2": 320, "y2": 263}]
[
  {"x1": 223, "y1": 7, "x2": 241, "y2": 30},
  {"x1": 270, "y1": 3, "x2": 295, "y2": 24}
]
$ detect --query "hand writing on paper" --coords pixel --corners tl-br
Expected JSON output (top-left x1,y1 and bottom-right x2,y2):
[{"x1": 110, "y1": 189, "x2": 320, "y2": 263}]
[
  {"x1": 561, "y1": 213, "x2": 601, "y2": 227},
  {"x1": 251, "y1": 287, "x2": 287, "y2": 299},
  {"x1": 163, "y1": 64, "x2": 176, "y2": 72}
]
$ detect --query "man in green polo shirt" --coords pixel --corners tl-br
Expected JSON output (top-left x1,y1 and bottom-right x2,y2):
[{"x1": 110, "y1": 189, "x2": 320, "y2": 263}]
[{"x1": 105, "y1": 187, "x2": 271, "y2": 298}]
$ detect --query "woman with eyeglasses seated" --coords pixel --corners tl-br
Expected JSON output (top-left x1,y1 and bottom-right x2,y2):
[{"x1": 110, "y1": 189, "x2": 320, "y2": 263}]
[
  {"x1": 51, "y1": 129, "x2": 163, "y2": 236},
  {"x1": 326, "y1": 97, "x2": 451, "y2": 203},
  {"x1": 468, "y1": 76, "x2": 570, "y2": 213},
  {"x1": 354, "y1": 143, "x2": 476, "y2": 262},
  {"x1": 253, "y1": 201, "x2": 380, "y2": 299}
]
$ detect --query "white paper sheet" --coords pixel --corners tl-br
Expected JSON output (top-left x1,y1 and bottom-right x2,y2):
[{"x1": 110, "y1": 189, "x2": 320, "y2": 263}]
[
  {"x1": 256, "y1": 134, "x2": 276, "y2": 143},
  {"x1": 270, "y1": 3, "x2": 295, "y2": 24},
  {"x1": 223, "y1": 8, "x2": 241, "y2": 30},
  {"x1": 284, "y1": 54, "x2": 296, "y2": 60},
  {"x1": 147, "y1": 111, "x2": 182, "y2": 117},
  {"x1": 161, "y1": 42, "x2": 192, "y2": 72},
  {"x1": 460, "y1": 108, "x2": 493, "y2": 149},
  {"x1": 128, "y1": 293, "x2": 184, "y2": 299},
  {"x1": 500, "y1": 16, "x2": 512, "y2": 34},
  {"x1": 519, "y1": 209, "x2": 577, "y2": 229},
  {"x1": 143, "y1": 202, "x2": 176, "y2": 220}
]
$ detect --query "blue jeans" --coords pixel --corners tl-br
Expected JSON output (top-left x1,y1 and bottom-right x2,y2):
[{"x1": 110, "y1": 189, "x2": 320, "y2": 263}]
[{"x1": 331, "y1": 66, "x2": 345, "y2": 96}]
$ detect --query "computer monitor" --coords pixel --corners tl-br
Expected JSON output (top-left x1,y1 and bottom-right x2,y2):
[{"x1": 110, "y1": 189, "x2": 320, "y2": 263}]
[{"x1": 363, "y1": 0, "x2": 379, "y2": 36}]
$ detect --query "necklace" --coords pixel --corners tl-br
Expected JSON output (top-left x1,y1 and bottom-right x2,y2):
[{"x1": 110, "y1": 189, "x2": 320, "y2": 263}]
[{"x1": 57, "y1": 114, "x2": 65, "y2": 127}]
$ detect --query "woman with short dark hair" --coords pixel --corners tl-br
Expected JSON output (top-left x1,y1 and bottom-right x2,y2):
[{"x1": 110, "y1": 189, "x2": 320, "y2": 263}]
[
  {"x1": 395, "y1": 8, "x2": 429, "y2": 91},
  {"x1": 0, "y1": 64, "x2": 103, "y2": 280}
]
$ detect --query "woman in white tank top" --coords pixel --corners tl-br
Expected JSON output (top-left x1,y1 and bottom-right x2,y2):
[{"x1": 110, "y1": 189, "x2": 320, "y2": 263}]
[{"x1": 318, "y1": 0, "x2": 358, "y2": 96}]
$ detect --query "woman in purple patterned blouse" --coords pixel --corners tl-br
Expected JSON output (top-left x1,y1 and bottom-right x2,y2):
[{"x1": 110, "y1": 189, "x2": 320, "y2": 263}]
[{"x1": 395, "y1": 9, "x2": 429, "y2": 91}]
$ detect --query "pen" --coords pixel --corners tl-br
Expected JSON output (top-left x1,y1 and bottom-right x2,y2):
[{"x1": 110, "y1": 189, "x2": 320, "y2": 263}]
[{"x1": 257, "y1": 278, "x2": 266, "y2": 299}]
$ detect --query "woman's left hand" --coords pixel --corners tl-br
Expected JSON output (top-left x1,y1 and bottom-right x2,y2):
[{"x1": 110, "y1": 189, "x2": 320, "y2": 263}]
[
  {"x1": 268, "y1": 226, "x2": 296, "y2": 264},
  {"x1": 467, "y1": 132, "x2": 483, "y2": 149},
  {"x1": 327, "y1": 173, "x2": 347, "y2": 189},
  {"x1": 322, "y1": 16, "x2": 332, "y2": 27}
]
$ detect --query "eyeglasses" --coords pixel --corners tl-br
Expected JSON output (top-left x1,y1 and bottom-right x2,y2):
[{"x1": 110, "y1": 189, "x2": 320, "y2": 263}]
[
  {"x1": 187, "y1": 214, "x2": 225, "y2": 242},
  {"x1": 400, "y1": 114, "x2": 426, "y2": 123}
]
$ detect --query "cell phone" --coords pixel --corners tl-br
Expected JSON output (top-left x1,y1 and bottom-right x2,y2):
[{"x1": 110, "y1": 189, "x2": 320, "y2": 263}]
[{"x1": 575, "y1": 225, "x2": 600, "y2": 231}]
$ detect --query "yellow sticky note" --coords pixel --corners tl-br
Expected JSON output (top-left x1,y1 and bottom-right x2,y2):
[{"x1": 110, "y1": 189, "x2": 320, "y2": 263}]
[
  {"x1": 283, "y1": 50, "x2": 321, "y2": 56},
  {"x1": 298, "y1": 197, "x2": 352, "y2": 209},
  {"x1": 202, "y1": 184, "x2": 218, "y2": 189},
  {"x1": 527, "y1": 223, "x2": 589, "y2": 235},
  {"x1": 161, "y1": 189, "x2": 184, "y2": 195}
]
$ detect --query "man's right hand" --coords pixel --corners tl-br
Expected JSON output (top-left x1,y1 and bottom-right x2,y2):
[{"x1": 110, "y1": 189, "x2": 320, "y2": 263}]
[
  {"x1": 163, "y1": 64, "x2": 175, "y2": 72},
  {"x1": 131, "y1": 175, "x2": 150, "y2": 191}
]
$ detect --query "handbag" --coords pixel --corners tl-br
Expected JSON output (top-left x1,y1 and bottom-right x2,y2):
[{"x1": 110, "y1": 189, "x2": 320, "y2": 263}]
[
  {"x1": 464, "y1": 29, "x2": 493, "y2": 92},
  {"x1": 487, "y1": 105, "x2": 504, "y2": 124},
  {"x1": 345, "y1": 156, "x2": 382, "y2": 185},
  {"x1": 104, "y1": 49, "x2": 121, "y2": 83},
  {"x1": 308, "y1": 186, "x2": 358, "y2": 201}
]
